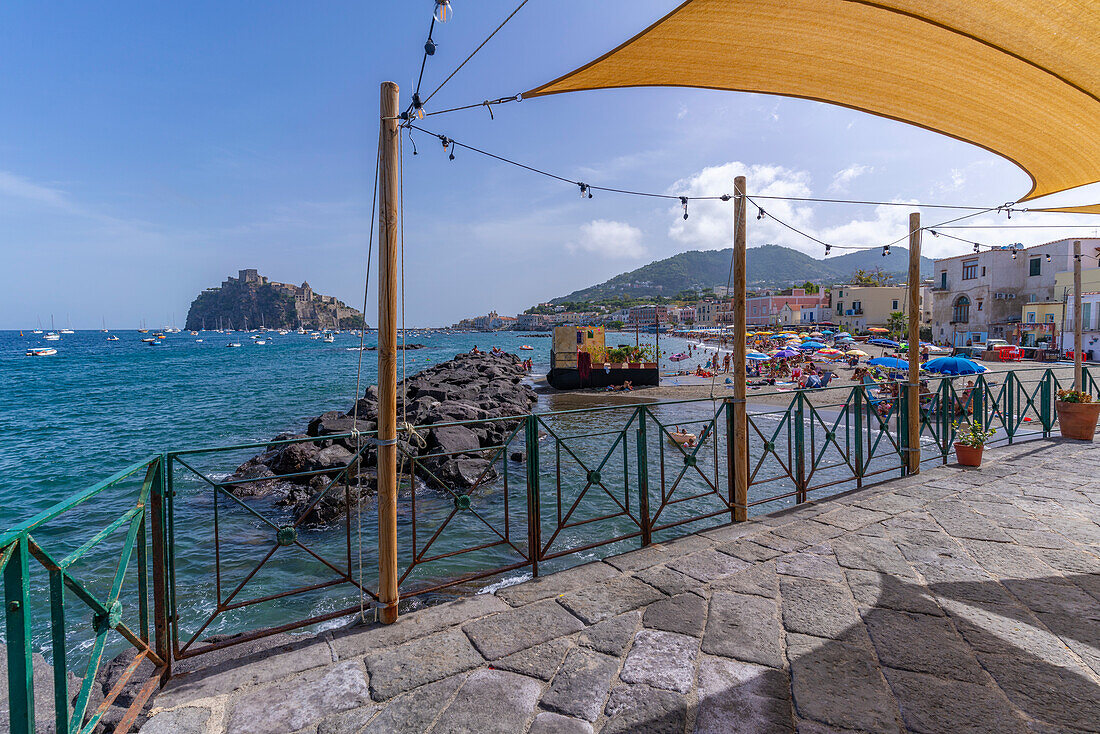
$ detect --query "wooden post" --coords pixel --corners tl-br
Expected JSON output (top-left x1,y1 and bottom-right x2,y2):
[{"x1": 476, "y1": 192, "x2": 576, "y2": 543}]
[
  {"x1": 1074, "y1": 240, "x2": 1083, "y2": 391},
  {"x1": 906, "y1": 213, "x2": 921, "y2": 473},
  {"x1": 377, "y1": 81, "x2": 400, "y2": 624},
  {"x1": 732, "y1": 176, "x2": 749, "y2": 521}
]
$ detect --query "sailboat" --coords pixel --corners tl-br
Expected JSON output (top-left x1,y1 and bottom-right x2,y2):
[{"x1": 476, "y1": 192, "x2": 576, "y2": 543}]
[
  {"x1": 44, "y1": 315, "x2": 61, "y2": 341},
  {"x1": 59, "y1": 315, "x2": 74, "y2": 334},
  {"x1": 32, "y1": 317, "x2": 42, "y2": 334},
  {"x1": 101, "y1": 317, "x2": 109, "y2": 333}
]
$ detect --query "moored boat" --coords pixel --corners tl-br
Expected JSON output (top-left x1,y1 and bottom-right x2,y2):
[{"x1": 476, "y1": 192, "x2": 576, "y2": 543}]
[{"x1": 26, "y1": 347, "x2": 58, "y2": 356}]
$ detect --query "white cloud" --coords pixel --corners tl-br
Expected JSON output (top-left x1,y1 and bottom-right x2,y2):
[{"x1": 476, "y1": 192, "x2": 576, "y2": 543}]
[
  {"x1": 827, "y1": 164, "x2": 873, "y2": 193},
  {"x1": 666, "y1": 161, "x2": 816, "y2": 252},
  {"x1": 0, "y1": 170, "x2": 75, "y2": 210},
  {"x1": 569, "y1": 219, "x2": 646, "y2": 259}
]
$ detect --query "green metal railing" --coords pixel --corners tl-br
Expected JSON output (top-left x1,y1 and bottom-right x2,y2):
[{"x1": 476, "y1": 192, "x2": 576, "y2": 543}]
[{"x1": 4, "y1": 365, "x2": 1095, "y2": 733}]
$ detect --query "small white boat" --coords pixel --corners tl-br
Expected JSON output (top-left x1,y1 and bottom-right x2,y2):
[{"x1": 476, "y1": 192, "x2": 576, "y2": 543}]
[
  {"x1": 195, "y1": 339, "x2": 204, "y2": 343},
  {"x1": 322, "y1": 334, "x2": 336, "y2": 343},
  {"x1": 226, "y1": 342, "x2": 242, "y2": 348},
  {"x1": 255, "y1": 340, "x2": 267, "y2": 345},
  {"x1": 59, "y1": 329, "x2": 74, "y2": 335},
  {"x1": 26, "y1": 347, "x2": 58, "y2": 356},
  {"x1": 141, "y1": 337, "x2": 156, "y2": 343},
  {"x1": 106, "y1": 335, "x2": 119, "y2": 341},
  {"x1": 669, "y1": 430, "x2": 698, "y2": 447},
  {"x1": 32, "y1": 330, "x2": 42, "y2": 334},
  {"x1": 148, "y1": 340, "x2": 162, "y2": 346},
  {"x1": 519, "y1": 345, "x2": 534, "y2": 351},
  {"x1": 43, "y1": 332, "x2": 60, "y2": 341}
]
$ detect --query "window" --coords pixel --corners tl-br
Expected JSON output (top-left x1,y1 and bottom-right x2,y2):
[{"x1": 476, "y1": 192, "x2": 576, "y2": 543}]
[
  {"x1": 853, "y1": 301, "x2": 862, "y2": 313},
  {"x1": 891, "y1": 300, "x2": 899, "y2": 310},
  {"x1": 981, "y1": 266, "x2": 986, "y2": 277},
  {"x1": 1027, "y1": 312, "x2": 1036, "y2": 323},
  {"x1": 1084, "y1": 303, "x2": 1092, "y2": 329},
  {"x1": 1029, "y1": 258, "x2": 1041, "y2": 276},
  {"x1": 940, "y1": 272, "x2": 947, "y2": 289},
  {"x1": 952, "y1": 296, "x2": 970, "y2": 323},
  {"x1": 977, "y1": 300, "x2": 983, "y2": 311},
  {"x1": 835, "y1": 302, "x2": 843, "y2": 314},
  {"x1": 1046, "y1": 314, "x2": 1055, "y2": 323},
  {"x1": 962, "y1": 260, "x2": 978, "y2": 280}
]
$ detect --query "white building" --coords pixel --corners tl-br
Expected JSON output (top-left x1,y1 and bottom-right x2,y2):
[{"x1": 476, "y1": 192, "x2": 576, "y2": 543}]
[{"x1": 931, "y1": 238, "x2": 1100, "y2": 346}]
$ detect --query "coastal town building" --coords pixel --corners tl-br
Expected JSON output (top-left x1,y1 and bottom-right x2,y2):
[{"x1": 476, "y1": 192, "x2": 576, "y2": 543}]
[
  {"x1": 719, "y1": 288, "x2": 828, "y2": 327},
  {"x1": 930, "y1": 238, "x2": 1100, "y2": 346},
  {"x1": 1055, "y1": 266, "x2": 1100, "y2": 358},
  {"x1": 694, "y1": 301, "x2": 720, "y2": 326},
  {"x1": 627, "y1": 304, "x2": 669, "y2": 327},
  {"x1": 830, "y1": 284, "x2": 911, "y2": 332},
  {"x1": 517, "y1": 313, "x2": 549, "y2": 330},
  {"x1": 799, "y1": 304, "x2": 826, "y2": 324}
]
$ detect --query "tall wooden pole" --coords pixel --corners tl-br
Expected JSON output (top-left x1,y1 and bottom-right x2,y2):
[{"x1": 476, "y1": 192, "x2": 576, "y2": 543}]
[
  {"x1": 377, "y1": 81, "x2": 400, "y2": 624},
  {"x1": 1074, "y1": 239, "x2": 1083, "y2": 391},
  {"x1": 732, "y1": 176, "x2": 749, "y2": 521},
  {"x1": 906, "y1": 213, "x2": 921, "y2": 473}
]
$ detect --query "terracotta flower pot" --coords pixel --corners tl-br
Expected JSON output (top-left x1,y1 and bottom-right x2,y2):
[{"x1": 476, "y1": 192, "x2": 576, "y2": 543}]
[
  {"x1": 954, "y1": 443, "x2": 984, "y2": 467},
  {"x1": 1056, "y1": 400, "x2": 1100, "y2": 440}
]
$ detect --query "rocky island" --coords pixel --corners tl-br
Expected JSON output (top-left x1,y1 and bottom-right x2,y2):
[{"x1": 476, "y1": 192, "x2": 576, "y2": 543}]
[
  {"x1": 184, "y1": 268, "x2": 366, "y2": 331},
  {"x1": 227, "y1": 351, "x2": 537, "y2": 523}
]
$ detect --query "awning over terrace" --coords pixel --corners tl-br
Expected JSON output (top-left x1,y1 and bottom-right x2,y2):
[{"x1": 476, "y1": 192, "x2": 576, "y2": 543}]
[{"x1": 525, "y1": 0, "x2": 1100, "y2": 205}]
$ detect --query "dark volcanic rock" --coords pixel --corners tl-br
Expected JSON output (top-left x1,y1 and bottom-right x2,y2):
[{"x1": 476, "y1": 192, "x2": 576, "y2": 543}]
[{"x1": 227, "y1": 352, "x2": 536, "y2": 522}]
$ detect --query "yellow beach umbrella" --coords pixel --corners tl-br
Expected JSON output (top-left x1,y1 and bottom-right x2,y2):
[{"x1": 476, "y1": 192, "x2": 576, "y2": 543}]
[{"x1": 845, "y1": 349, "x2": 869, "y2": 357}]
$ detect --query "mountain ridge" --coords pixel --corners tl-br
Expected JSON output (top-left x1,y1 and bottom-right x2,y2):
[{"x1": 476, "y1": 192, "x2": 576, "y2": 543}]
[{"x1": 548, "y1": 244, "x2": 932, "y2": 304}]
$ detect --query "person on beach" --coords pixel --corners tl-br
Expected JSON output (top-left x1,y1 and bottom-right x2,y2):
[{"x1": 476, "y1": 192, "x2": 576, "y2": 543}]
[{"x1": 470, "y1": 345, "x2": 482, "y2": 354}]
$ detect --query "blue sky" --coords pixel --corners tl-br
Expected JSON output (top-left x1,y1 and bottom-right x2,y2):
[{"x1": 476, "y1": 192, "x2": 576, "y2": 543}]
[{"x1": 2, "y1": 1, "x2": 1098, "y2": 328}]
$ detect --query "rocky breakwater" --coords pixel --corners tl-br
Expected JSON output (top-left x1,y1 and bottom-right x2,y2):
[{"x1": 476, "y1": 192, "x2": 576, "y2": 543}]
[{"x1": 227, "y1": 352, "x2": 537, "y2": 523}]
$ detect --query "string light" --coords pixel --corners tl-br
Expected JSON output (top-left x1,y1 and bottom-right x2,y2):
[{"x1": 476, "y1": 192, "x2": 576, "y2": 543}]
[
  {"x1": 433, "y1": 0, "x2": 453, "y2": 23},
  {"x1": 680, "y1": 197, "x2": 689, "y2": 220},
  {"x1": 579, "y1": 183, "x2": 592, "y2": 199},
  {"x1": 720, "y1": 194, "x2": 731, "y2": 202},
  {"x1": 824, "y1": 244, "x2": 831, "y2": 256},
  {"x1": 1011, "y1": 247, "x2": 1017, "y2": 260},
  {"x1": 412, "y1": 93, "x2": 425, "y2": 120},
  {"x1": 973, "y1": 242, "x2": 980, "y2": 253},
  {"x1": 882, "y1": 245, "x2": 890, "y2": 257},
  {"x1": 425, "y1": 37, "x2": 437, "y2": 56},
  {"x1": 756, "y1": 206, "x2": 766, "y2": 220},
  {"x1": 1046, "y1": 253, "x2": 1052, "y2": 263}
]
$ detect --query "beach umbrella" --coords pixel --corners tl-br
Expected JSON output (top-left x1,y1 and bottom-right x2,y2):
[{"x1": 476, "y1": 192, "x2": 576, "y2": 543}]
[
  {"x1": 926, "y1": 344, "x2": 950, "y2": 354},
  {"x1": 766, "y1": 348, "x2": 781, "y2": 356},
  {"x1": 922, "y1": 356, "x2": 988, "y2": 375},
  {"x1": 809, "y1": 331, "x2": 824, "y2": 338},
  {"x1": 845, "y1": 349, "x2": 869, "y2": 357},
  {"x1": 820, "y1": 330, "x2": 834, "y2": 335},
  {"x1": 868, "y1": 338, "x2": 901, "y2": 348},
  {"x1": 834, "y1": 331, "x2": 851, "y2": 337},
  {"x1": 773, "y1": 348, "x2": 799, "y2": 358},
  {"x1": 868, "y1": 357, "x2": 913, "y2": 370},
  {"x1": 868, "y1": 327, "x2": 889, "y2": 333},
  {"x1": 746, "y1": 352, "x2": 771, "y2": 361},
  {"x1": 799, "y1": 340, "x2": 826, "y2": 350},
  {"x1": 815, "y1": 348, "x2": 845, "y2": 359}
]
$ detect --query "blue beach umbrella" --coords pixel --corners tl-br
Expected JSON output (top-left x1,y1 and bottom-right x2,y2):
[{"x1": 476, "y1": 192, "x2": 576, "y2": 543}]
[
  {"x1": 746, "y1": 352, "x2": 771, "y2": 361},
  {"x1": 922, "y1": 356, "x2": 988, "y2": 376},
  {"x1": 798, "y1": 340, "x2": 826, "y2": 350},
  {"x1": 868, "y1": 357, "x2": 913, "y2": 370},
  {"x1": 868, "y1": 338, "x2": 901, "y2": 348}
]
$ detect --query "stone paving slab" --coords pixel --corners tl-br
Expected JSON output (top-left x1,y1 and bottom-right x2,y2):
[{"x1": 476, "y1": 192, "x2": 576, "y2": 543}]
[{"x1": 139, "y1": 439, "x2": 1100, "y2": 733}]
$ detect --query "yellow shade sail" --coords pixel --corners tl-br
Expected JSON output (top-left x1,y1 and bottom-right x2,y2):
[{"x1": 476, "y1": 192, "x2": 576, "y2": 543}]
[
  {"x1": 1030, "y1": 204, "x2": 1100, "y2": 215},
  {"x1": 525, "y1": 0, "x2": 1100, "y2": 201}
]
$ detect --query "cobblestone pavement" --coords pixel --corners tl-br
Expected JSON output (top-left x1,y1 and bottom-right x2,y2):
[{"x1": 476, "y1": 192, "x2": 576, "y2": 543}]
[{"x1": 140, "y1": 439, "x2": 1100, "y2": 733}]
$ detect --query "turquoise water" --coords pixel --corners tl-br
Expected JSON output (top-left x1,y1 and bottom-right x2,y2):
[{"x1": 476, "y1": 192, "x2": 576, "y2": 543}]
[{"x1": 3, "y1": 328, "x2": 734, "y2": 659}]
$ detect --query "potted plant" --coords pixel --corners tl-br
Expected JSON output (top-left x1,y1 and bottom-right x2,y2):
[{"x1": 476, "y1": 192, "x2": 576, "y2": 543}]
[
  {"x1": 952, "y1": 420, "x2": 997, "y2": 467},
  {"x1": 1056, "y1": 389, "x2": 1100, "y2": 440}
]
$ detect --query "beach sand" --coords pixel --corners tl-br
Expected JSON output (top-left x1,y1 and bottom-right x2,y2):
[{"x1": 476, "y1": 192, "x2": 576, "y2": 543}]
[{"x1": 536, "y1": 344, "x2": 1080, "y2": 412}]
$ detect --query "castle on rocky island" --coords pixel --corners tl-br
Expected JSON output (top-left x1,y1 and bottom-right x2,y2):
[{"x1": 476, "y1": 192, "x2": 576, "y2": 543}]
[{"x1": 184, "y1": 269, "x2": 366, "y2": 330}]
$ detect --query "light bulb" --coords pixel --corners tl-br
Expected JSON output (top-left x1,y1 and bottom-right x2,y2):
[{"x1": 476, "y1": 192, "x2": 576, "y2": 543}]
[
  {"x1": 882, "y1": 245, "x2": 890, "y2": 257},
  {"x1": 681, "y1": 197, "x2": 689, "y2": 220},
  {"x1": 1011, "y1": 249, "x2": 1017, "y2": 260},
  {"x1": 824, "y1": 245, "x2": 831, "y2": 256},
  {"x1": 425, "y1": 38, "x2": 436, "y2": 56},
  {"x1": 434, "y1": 0, "x2": 453, "y2": 23},
  {"x1": 973, "y1": 243, "x2": 979, "y2": 253},
  {"x1": 1045, "y1": 254, "x2": 1051, "y2": 263}
]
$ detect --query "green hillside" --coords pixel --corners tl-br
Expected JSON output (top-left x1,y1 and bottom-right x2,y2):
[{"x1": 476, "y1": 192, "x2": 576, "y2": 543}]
[{"x1": 549, "y1": 244, "x2": 931, "y2": 304}]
